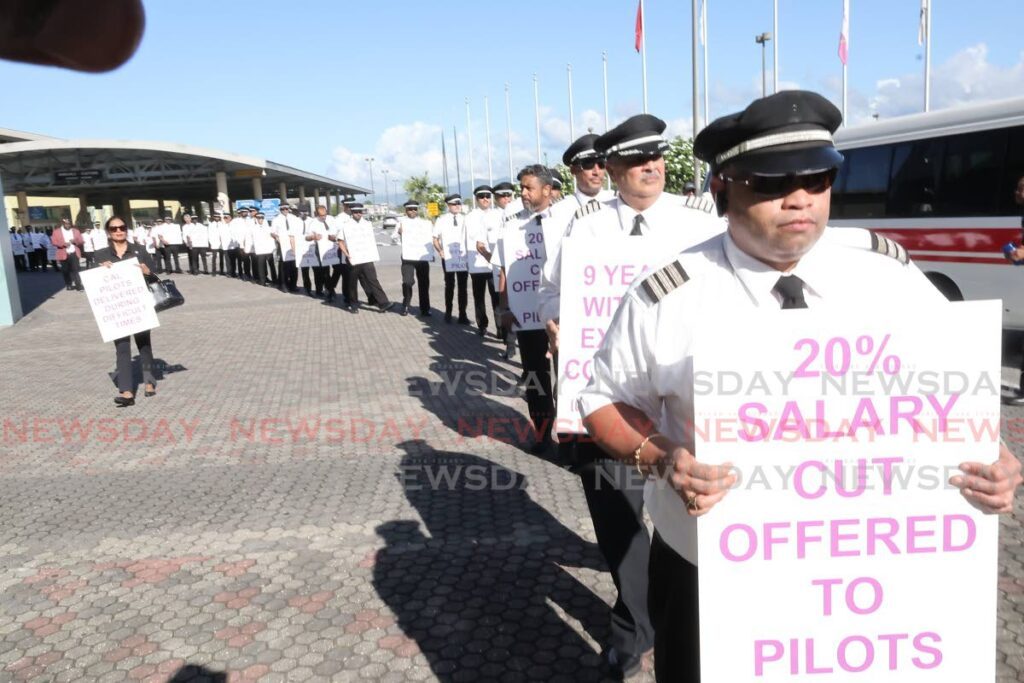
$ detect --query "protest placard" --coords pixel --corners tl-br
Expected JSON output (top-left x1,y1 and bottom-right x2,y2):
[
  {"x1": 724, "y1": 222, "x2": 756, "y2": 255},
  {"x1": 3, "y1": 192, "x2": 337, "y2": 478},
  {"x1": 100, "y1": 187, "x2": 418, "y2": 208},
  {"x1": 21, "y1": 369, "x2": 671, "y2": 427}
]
[
  {"x1": 80, "y1": 258, "x2": 160, "y2": 343},
  {"x1": 344, "y1": 222, "x2": 380, "y2": 266},
  {"x1": 499, "y1": 218, "x2": 546, "y2": 331},
  {"x1": 555, "y1": 237, "x2": 654, "y2": 431},
  {"x1": 694, "y1": 301, "x2": 1001, "y2": 682}
]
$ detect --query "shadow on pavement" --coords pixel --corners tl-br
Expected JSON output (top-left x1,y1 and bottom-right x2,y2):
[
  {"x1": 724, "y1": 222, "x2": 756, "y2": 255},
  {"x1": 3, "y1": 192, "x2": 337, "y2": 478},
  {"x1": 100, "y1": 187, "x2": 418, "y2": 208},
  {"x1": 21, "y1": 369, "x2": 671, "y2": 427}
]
[
  {"x1": 17, "y1": 270, "x2": 65, "y2": 316},
  {"x1": 374, "y1": 441, "x2": 614, "y2": 682},
  {"x1": 167, "y1": 664, "x2": 227, "y2": 682}
]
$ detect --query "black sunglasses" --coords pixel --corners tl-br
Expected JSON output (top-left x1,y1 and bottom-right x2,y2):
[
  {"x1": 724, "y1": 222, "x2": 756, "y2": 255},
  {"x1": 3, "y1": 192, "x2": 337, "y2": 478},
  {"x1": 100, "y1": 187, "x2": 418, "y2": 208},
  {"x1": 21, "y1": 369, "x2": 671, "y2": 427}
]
[
  {"x1": 107, "y1": 224, "x2": 127, "y2": 232},
  {"x1": 578, "y1": 158, "x2": 606, "y2": 171},
  {"x1": 475, "y1": 193, "x2": 492, "y2": 199},
  {"x1": 722, "y1": 168, "x2": 837, "y2": 198}
]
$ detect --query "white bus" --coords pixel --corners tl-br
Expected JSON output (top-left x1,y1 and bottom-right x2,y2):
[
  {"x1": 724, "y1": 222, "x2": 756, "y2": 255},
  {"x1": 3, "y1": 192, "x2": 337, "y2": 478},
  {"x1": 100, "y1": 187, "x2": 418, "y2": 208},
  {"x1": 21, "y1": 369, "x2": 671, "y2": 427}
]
[{"x1": 830, "y1": 97, "x2": 1024, "y2": 327}]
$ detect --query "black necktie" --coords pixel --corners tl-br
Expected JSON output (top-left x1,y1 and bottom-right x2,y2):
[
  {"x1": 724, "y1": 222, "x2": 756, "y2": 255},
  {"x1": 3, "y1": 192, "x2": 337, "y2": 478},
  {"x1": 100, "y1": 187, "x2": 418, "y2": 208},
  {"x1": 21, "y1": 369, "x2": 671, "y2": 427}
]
[
  {"x1": 453, "y1": 215, "x2": 458, "y2": 226},
  {"x1": 630, "y1": 214, "x2": 644, "y2": 236},
  {"x1": 773, "y1": 275, "x2": 808, "y2": 309}
]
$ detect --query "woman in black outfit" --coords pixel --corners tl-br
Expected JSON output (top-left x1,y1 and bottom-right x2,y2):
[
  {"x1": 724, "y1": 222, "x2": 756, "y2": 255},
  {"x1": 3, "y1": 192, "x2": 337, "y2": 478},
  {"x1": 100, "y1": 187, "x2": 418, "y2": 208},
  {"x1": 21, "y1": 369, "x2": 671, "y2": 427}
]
[{"x1": 93, "y1": 215, "x2": 159, "y2": 407}]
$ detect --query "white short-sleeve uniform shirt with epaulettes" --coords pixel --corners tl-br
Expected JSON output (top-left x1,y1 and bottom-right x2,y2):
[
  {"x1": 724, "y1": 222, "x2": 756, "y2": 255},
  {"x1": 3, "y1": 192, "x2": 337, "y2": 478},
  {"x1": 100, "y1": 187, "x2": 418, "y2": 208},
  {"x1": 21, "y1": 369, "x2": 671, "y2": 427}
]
[
  {"x1": 538, "y1": 191, "x2": 725, "y2": 324},
  {"x1": 577, "y1": 228, "x2": 947, "y2": 566}
]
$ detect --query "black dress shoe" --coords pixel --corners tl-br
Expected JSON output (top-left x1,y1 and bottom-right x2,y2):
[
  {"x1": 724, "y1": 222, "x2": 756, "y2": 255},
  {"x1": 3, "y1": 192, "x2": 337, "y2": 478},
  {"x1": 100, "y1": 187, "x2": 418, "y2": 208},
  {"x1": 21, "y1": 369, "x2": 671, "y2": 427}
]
[
  {"x1": 379, "y1": 302, "x2": 396, "y2": 312},
  {"x1": 113, "y1": 395, "x2": 135, "y2": 407},
  {"x1": 419, "y1": 310, "x2": 431, "y2": 317},
  {"x1": 349, "y1": 305, "x2": 359, "y2": 314},
  {"x1": 457, "y1": 316, "x2": 471, "y2": 325},
  {"x1": 1004, "y1": 393, "x2": 1024, "y2": 406},
  {"x1": 605, "y1": 647, "x2": 643, "y2": 678},
  {"x1": 401, "y1": 306, "x2": 409, "y2": 316}
]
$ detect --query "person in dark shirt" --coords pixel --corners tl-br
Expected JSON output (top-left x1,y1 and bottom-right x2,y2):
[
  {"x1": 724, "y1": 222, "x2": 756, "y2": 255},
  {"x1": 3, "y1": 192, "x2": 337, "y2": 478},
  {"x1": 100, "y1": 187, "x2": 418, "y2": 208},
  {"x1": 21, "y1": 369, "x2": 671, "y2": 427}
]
[{"x1": 93, "y1": 216, "x2": 160, "y2": 407}]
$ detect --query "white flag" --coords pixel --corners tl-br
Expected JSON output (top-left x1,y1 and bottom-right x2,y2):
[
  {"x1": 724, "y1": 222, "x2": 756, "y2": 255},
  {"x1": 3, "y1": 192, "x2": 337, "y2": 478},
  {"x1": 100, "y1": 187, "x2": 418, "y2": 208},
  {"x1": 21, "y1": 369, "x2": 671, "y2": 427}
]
[
  {"x1": 699, "y1": 0, "x2": 707, "y2": 47},
  {"x1": 918, "y1": 0, "x2": 929, "y2": 46}
]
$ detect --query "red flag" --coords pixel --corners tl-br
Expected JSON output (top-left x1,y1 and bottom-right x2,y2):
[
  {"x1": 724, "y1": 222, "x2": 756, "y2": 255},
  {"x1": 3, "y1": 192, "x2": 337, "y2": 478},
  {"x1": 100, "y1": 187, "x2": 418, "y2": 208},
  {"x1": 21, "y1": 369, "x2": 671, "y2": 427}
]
[
  {"x1": 635, "y1": 0, "x2": 643, "y2": 52},
  {"x1": 838, "y1": 0, "x2": 849, "y2": 65}
]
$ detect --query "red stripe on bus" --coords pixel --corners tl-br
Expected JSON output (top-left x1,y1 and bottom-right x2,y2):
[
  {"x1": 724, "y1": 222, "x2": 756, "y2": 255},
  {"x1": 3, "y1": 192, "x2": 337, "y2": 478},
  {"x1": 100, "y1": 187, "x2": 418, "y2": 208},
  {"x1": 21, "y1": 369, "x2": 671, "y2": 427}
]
[
  {"x1": 876, "y1": 227, "x2": 1018, "y2": 253},
  {"x1": 913, "y1": 255, "x2": 1008, "y2": 265}
]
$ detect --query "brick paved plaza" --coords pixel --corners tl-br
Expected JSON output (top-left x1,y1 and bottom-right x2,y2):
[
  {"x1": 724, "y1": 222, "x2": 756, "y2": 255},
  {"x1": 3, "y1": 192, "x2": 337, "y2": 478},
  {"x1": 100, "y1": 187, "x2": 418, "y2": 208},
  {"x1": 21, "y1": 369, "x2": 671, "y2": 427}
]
[{"x1": 1, "y1": 243, "x2": 1023, "y2": 682}]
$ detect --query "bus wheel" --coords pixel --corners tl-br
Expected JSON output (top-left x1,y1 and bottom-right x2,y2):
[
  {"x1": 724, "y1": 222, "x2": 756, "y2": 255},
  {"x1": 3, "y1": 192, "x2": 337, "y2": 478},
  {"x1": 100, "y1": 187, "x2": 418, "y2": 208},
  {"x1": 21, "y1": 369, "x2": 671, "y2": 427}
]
[{"x1": 926, "y1": 273, "x2": 963, "y2": 301}]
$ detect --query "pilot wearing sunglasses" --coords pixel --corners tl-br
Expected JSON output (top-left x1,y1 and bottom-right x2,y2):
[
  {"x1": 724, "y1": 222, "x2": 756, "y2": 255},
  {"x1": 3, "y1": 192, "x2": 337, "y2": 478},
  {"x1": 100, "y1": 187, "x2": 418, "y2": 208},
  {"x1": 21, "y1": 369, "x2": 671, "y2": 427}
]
[{"x1": 577, "y1": 90, "x2": 1022, "y2": 682}]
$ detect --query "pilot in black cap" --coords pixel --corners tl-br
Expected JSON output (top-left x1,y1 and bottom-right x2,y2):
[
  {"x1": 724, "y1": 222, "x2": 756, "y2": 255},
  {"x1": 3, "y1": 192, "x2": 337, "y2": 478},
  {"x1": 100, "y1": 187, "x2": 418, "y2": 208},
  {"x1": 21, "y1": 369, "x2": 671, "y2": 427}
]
[
  {"x1": 473, "y1": 185, "x2": 493, "y2": 197},
  {"x1": 492, "y1": 182, "x2": 515, "y2": 196},
  {"x1": 342, "y1": 196, "x2": 357, "y2": 206},
  {"x1": 444, "y1": 193, "x2": 462, "y2": 205},
  {"x1": 562, "y1": 133, "x2": 602, "y2": 166},
  {"x1": 550, "y1": 173, "x2": 562, "y2": 191},
  {"x1": 403, "y1": 200, "x2": 419, "y2": 209},
  {"x1": 694, "y1": 90, "x2": 843, "y2": 175},
  {"x1": 349, "y1": 202, "x2": 365, "y2": 212},
  {"x1": 595, "y1": 114, "x2": 670, "y2": 159}
]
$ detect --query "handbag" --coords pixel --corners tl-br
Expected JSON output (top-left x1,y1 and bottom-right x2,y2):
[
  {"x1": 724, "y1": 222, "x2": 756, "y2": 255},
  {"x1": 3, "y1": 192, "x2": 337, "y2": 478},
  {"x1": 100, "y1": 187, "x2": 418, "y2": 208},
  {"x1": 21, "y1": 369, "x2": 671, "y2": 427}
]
[{"x1": 149, "y1": 279, "x2": 185, "y2": 312}]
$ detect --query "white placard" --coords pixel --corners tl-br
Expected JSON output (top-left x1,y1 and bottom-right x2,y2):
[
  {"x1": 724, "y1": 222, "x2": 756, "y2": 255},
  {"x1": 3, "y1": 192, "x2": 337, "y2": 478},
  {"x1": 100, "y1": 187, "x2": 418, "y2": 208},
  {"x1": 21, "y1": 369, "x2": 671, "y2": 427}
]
[
  {"x1": 500, "y1": 218, "x2": 546, "y2": 331},
  {"x1": 694, "y1": 301, "x2": 1001, "y2": 682},
  {"x1": 318, "y1": 235, "x2": 341, "y2": 266},
  {"x1": 80, "y1": 258, "x2": 160, "y2": 343},
  {"x1": 441, "y1": 239, "x2": 468, "y2": 271},
  {"x1": 400, "y1": 219, "x2": 435, "y2": 262},
  {"x1": 344, "y1": 222, "x2": 380, "y2": 266},
  {"x1": 555, "y1": 237, "x2": 655, "y2": 432},
  {"x1": 296, "y1": 237, "x2": 319, "y2": 268}
]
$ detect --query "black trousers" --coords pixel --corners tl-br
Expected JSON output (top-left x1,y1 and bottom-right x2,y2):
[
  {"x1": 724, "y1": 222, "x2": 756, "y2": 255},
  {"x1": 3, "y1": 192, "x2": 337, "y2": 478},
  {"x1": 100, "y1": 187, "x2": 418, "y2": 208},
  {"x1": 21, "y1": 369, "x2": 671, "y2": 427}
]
[
  {"x1": 113, "y1": 330, "x2": 155, "y2": 394},
  {"x1": 328, "y1": 263, "x2": 346, "y2": 301},
  {"x1": 214, "y1": 249, "x2": 226, "y2": 274},
  {"x1": 401, "y1": 260, "x2": 430, "y2": 312},
  {"x1": 301, "y1": 266, "x2": 312, "y2": 292},
  {"x1": 189, "y1": 247, "x2": 209, "y2": 274},
  {"x1": 348, "y1": 262, "x2": 389, "y2": 307},
  {"x1": 60, "y1": 254, "x2": 81, "y2": 289},
  {"x1": 567, "y1": 440, "x2": 654, "y2": 658},
  {"x1": 312, "y1": 265, "x2": 330, "y2": 295},
  {"x1": 164, "y1": 244, "x2": 183, "y2": 273},
  {"x1": 470, "y1": 272, "x2": 492, "y2": 331},
  {"x1": 268, "y1": 253, "x2": 278, "y2": 284},
  {"x1": 84, "y1": 252, "x2": 95, "y2": 269},
  {"x1": 442, "y1": 261, "x2": 468, "y2": 317},
  {"x1": 649, "y1": 531, "x2": 700, "y2": 682},
  {"x1": 226, "y1": 248, "x2": 240, "y2": 278},
  {"x1": 339, "y1": 263, "x2": 352, "y2": 304},
  {"x1": 242, "y1": 252, "x2": 253, "y2": 279},
  {"x1": 280, "y1": 260, "x2": 298, "y2": 291},
  {"x1": 13, "y1": 253, "x2": 27, "y2": 271},
  {"x1": 254, "y1": 253, "x2": 271, "y2": 286},
  {"x1": 516, "y1": 329, "x2": 554, "y2": 438}
]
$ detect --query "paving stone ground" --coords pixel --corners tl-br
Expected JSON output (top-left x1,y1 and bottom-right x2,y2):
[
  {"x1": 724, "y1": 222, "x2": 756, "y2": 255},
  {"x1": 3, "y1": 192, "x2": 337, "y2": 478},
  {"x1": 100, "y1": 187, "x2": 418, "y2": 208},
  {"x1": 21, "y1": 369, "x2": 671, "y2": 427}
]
[{"x1": 1, "y1": 241, "x2": 1022, "y2": 682}]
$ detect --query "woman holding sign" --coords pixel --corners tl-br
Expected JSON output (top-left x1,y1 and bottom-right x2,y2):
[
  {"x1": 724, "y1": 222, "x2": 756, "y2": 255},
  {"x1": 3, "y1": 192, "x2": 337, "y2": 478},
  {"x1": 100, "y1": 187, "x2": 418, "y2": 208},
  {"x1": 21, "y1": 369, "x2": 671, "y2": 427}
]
[{"x1": 94, "y1": 216, "x2": 160, "y2": 407}]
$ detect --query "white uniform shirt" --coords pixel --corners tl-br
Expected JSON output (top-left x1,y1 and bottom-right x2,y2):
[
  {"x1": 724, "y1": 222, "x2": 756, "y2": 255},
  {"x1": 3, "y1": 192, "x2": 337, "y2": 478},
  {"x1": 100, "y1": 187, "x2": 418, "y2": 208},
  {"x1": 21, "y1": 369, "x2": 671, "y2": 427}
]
[
  {"x1": 162, "y1": 222, "x2": 184, "y2": 246},
  {"x1": 271, "y1": 214, "x2": 302, "y2": 262},
  {"x1": 397, "y1": 215, "x2": 436, "y2": 262},
  {"x1": 83, "y1": 229, "x2": 97, "y2": 253},
  {"x1": 60, "y1": 227, "x2": 76, "y2": 255},
  {"x1": 10, "y1": 233, "x2": 24, "y2": 255},
  {"x1": 538, "y1": 192, "x2": 724, "y2": 324},
  {"x1": 207, "y1": 221, "x2": 222, "y2": 250},
  {"x1": 433, "y1": 212, "x2": 468, "y2": 269},
  {"x1": 463, "y1": 208, "x2": 497, "y2": 274},
  {"x1": 577, "y1": 229, "x2": 947, "y2": 566},
  {"x1": 30, "y1": 232, "x2": 44, "y2": 249},
  {"x1": 251, "y1": 220, "x2": 277, "y2": 255},
  {"x1": 188, "y1": 222, "x2": 210, "y2": 248},
  {"x1": 231, "y1": 218, "x2": 250, "y2": 251}
]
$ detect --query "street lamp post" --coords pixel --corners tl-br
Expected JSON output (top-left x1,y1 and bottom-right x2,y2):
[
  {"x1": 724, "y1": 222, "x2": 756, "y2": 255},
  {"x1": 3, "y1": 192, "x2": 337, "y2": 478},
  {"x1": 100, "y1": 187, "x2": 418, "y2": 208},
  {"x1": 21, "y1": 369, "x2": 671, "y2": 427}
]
[
  {"x1": 755, "y1": 32, "x2": 772, "y2": 97},
  {"x1": 365, "y1": 157, "x2": 375, "y2": 206},
  {"x1": 382, "y1": 169, "x2": 390, "y2": 209}
]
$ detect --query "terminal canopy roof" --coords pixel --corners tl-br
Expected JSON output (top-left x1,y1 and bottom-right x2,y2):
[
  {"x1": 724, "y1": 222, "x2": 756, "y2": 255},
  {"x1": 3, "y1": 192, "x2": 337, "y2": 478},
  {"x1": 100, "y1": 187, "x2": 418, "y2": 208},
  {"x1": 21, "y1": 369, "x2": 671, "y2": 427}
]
[{"x1": 0, "y1": 136, "x2": 368, "y2": 204}]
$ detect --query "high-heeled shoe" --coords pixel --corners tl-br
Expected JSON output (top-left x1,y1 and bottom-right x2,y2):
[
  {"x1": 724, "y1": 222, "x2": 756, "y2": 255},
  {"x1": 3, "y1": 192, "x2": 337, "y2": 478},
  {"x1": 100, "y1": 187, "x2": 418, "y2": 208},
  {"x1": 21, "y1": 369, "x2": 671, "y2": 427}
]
[
  {"x1": 144, "y1": 385, "x2": 156, "y2": 398},
  {"x1": 114, "y1": 395, "x2": 135, "y2": 407}
]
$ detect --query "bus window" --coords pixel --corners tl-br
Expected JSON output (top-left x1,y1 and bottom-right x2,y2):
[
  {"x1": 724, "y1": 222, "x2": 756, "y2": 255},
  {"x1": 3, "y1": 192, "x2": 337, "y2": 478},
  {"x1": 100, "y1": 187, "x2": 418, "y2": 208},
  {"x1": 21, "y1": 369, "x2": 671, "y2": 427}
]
[
  {"x1": 888, "y1": 139, "x2": 944, "y2": 217},
  {"x1": 999, "y1": 126, "x2": 1024, "y2": 215},
  {"x1": 937, "y1": 129, "x2": 1006, "y2": 216},
  {"x1": 835, "y1": 145, "x2": 891, "y2": 219}
]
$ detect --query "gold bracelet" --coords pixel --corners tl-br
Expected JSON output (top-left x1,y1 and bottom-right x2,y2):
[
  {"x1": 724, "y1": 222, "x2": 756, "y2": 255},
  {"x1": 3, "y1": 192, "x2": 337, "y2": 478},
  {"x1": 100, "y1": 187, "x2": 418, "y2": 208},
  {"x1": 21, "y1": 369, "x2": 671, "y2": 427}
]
[{"x1": 633, "y1": 433, "x2": 662, "y2": 475}]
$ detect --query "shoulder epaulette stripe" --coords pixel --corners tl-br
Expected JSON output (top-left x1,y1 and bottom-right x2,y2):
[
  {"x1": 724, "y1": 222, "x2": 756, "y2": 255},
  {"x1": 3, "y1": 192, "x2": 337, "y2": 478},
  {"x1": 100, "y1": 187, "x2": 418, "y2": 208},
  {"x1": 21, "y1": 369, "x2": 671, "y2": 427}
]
[
  {"x1": 870, "y1": 232, "x2": 909, "y2": 265},
  {"x1": 641, "y1": 260, "x2": 689, "y2": 302},
  {"x1": 573, "y1": 200, "x2": 606, "y2": 221},
  {"x1": 683, "y1": 195, "x2": 716, "y2": 214}
]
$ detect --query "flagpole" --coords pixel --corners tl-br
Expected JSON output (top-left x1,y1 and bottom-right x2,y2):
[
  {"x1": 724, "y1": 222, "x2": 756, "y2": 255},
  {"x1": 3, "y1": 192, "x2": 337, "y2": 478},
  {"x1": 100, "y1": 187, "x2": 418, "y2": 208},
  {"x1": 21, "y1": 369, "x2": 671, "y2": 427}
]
[
  {"x1": 567, "y1": 64, "x2": 575, "y2": 142},
  {"x1": 466, "y1": 99, "x2": 476, "y2": 198},
  {"x1": 640, "y1": 0, "x2": 649, "y2": 113},
  {"x1": 923, "y1": 0, "x2": 931, "y2": 112},
  {"x1": 701, "y1": 0, "x2": 709, "y2": 127},
  {"x1": 602, "y1": 51, "x2": 610, "y2": 132},
  {"x1": 505, "y1": 82, "x2": 514, "y2": 183},
  {"x1": 441, "y1": 132, "x2": 450, "y2": 194},
  {"x1": 453, "y1": 125, "x2": 462, "y2": 197},
  {"x1": 841, "y1": 0, "x2": 849, "y2": 125},
  {"x1": 533, "y1": 73, "x2": 542, "y2": 163},
  {"x1": 484, "y1": 95, "x2": 494, "y2": 186},
  {"x1": 691, "y1": 0, "x2": 700, "y2": 187},
  {"x1": 772, "y1": 0, "x2": 778, "y2": 93}
]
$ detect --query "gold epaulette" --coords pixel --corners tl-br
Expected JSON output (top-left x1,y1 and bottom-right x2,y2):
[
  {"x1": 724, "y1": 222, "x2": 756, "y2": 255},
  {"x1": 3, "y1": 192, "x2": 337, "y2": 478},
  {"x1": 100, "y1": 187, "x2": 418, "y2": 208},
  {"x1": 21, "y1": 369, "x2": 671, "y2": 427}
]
[
  {"x1": 870, "y1": 232, "x2": 910, "y2": 265},
  {"x1": 573, "y1": 200, "x2": 606, "y2": 221}
]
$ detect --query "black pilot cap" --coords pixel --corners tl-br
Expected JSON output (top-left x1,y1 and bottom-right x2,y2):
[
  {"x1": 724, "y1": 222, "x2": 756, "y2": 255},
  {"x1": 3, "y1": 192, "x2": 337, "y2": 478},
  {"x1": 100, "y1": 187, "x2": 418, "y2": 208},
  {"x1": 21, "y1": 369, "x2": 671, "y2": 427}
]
[
  {"x1": 694, "y1": 90, "x2": 844, "y2": 175},
  {"x1": 594, "y1": 114, "x2": 669, "y2": 159},
  {"x1": 562, "y1": 133, "x2": 601, "y2": 165}
]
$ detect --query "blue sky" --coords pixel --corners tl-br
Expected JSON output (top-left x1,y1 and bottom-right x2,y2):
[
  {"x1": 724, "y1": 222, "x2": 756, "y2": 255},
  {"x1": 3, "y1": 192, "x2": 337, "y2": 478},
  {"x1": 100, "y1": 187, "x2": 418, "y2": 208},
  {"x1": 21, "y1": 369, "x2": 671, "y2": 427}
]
[{"x1": 2, "y1": 0, "x2": 1022, "y2": 200}]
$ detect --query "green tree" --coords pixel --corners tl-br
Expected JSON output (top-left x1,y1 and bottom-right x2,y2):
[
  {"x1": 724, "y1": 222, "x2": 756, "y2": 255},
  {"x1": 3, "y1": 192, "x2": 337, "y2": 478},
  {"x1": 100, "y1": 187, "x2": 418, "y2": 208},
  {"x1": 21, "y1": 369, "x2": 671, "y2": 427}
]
[
  {"x1": 663, "y1": 136, "x2": 697, "y2": 195},
  {"x1": 552, "y1": 164, "x2": 574, "y2": 196},
  {"x1": 403, "y1": 173, "x2": 445, "y2": 208}
]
